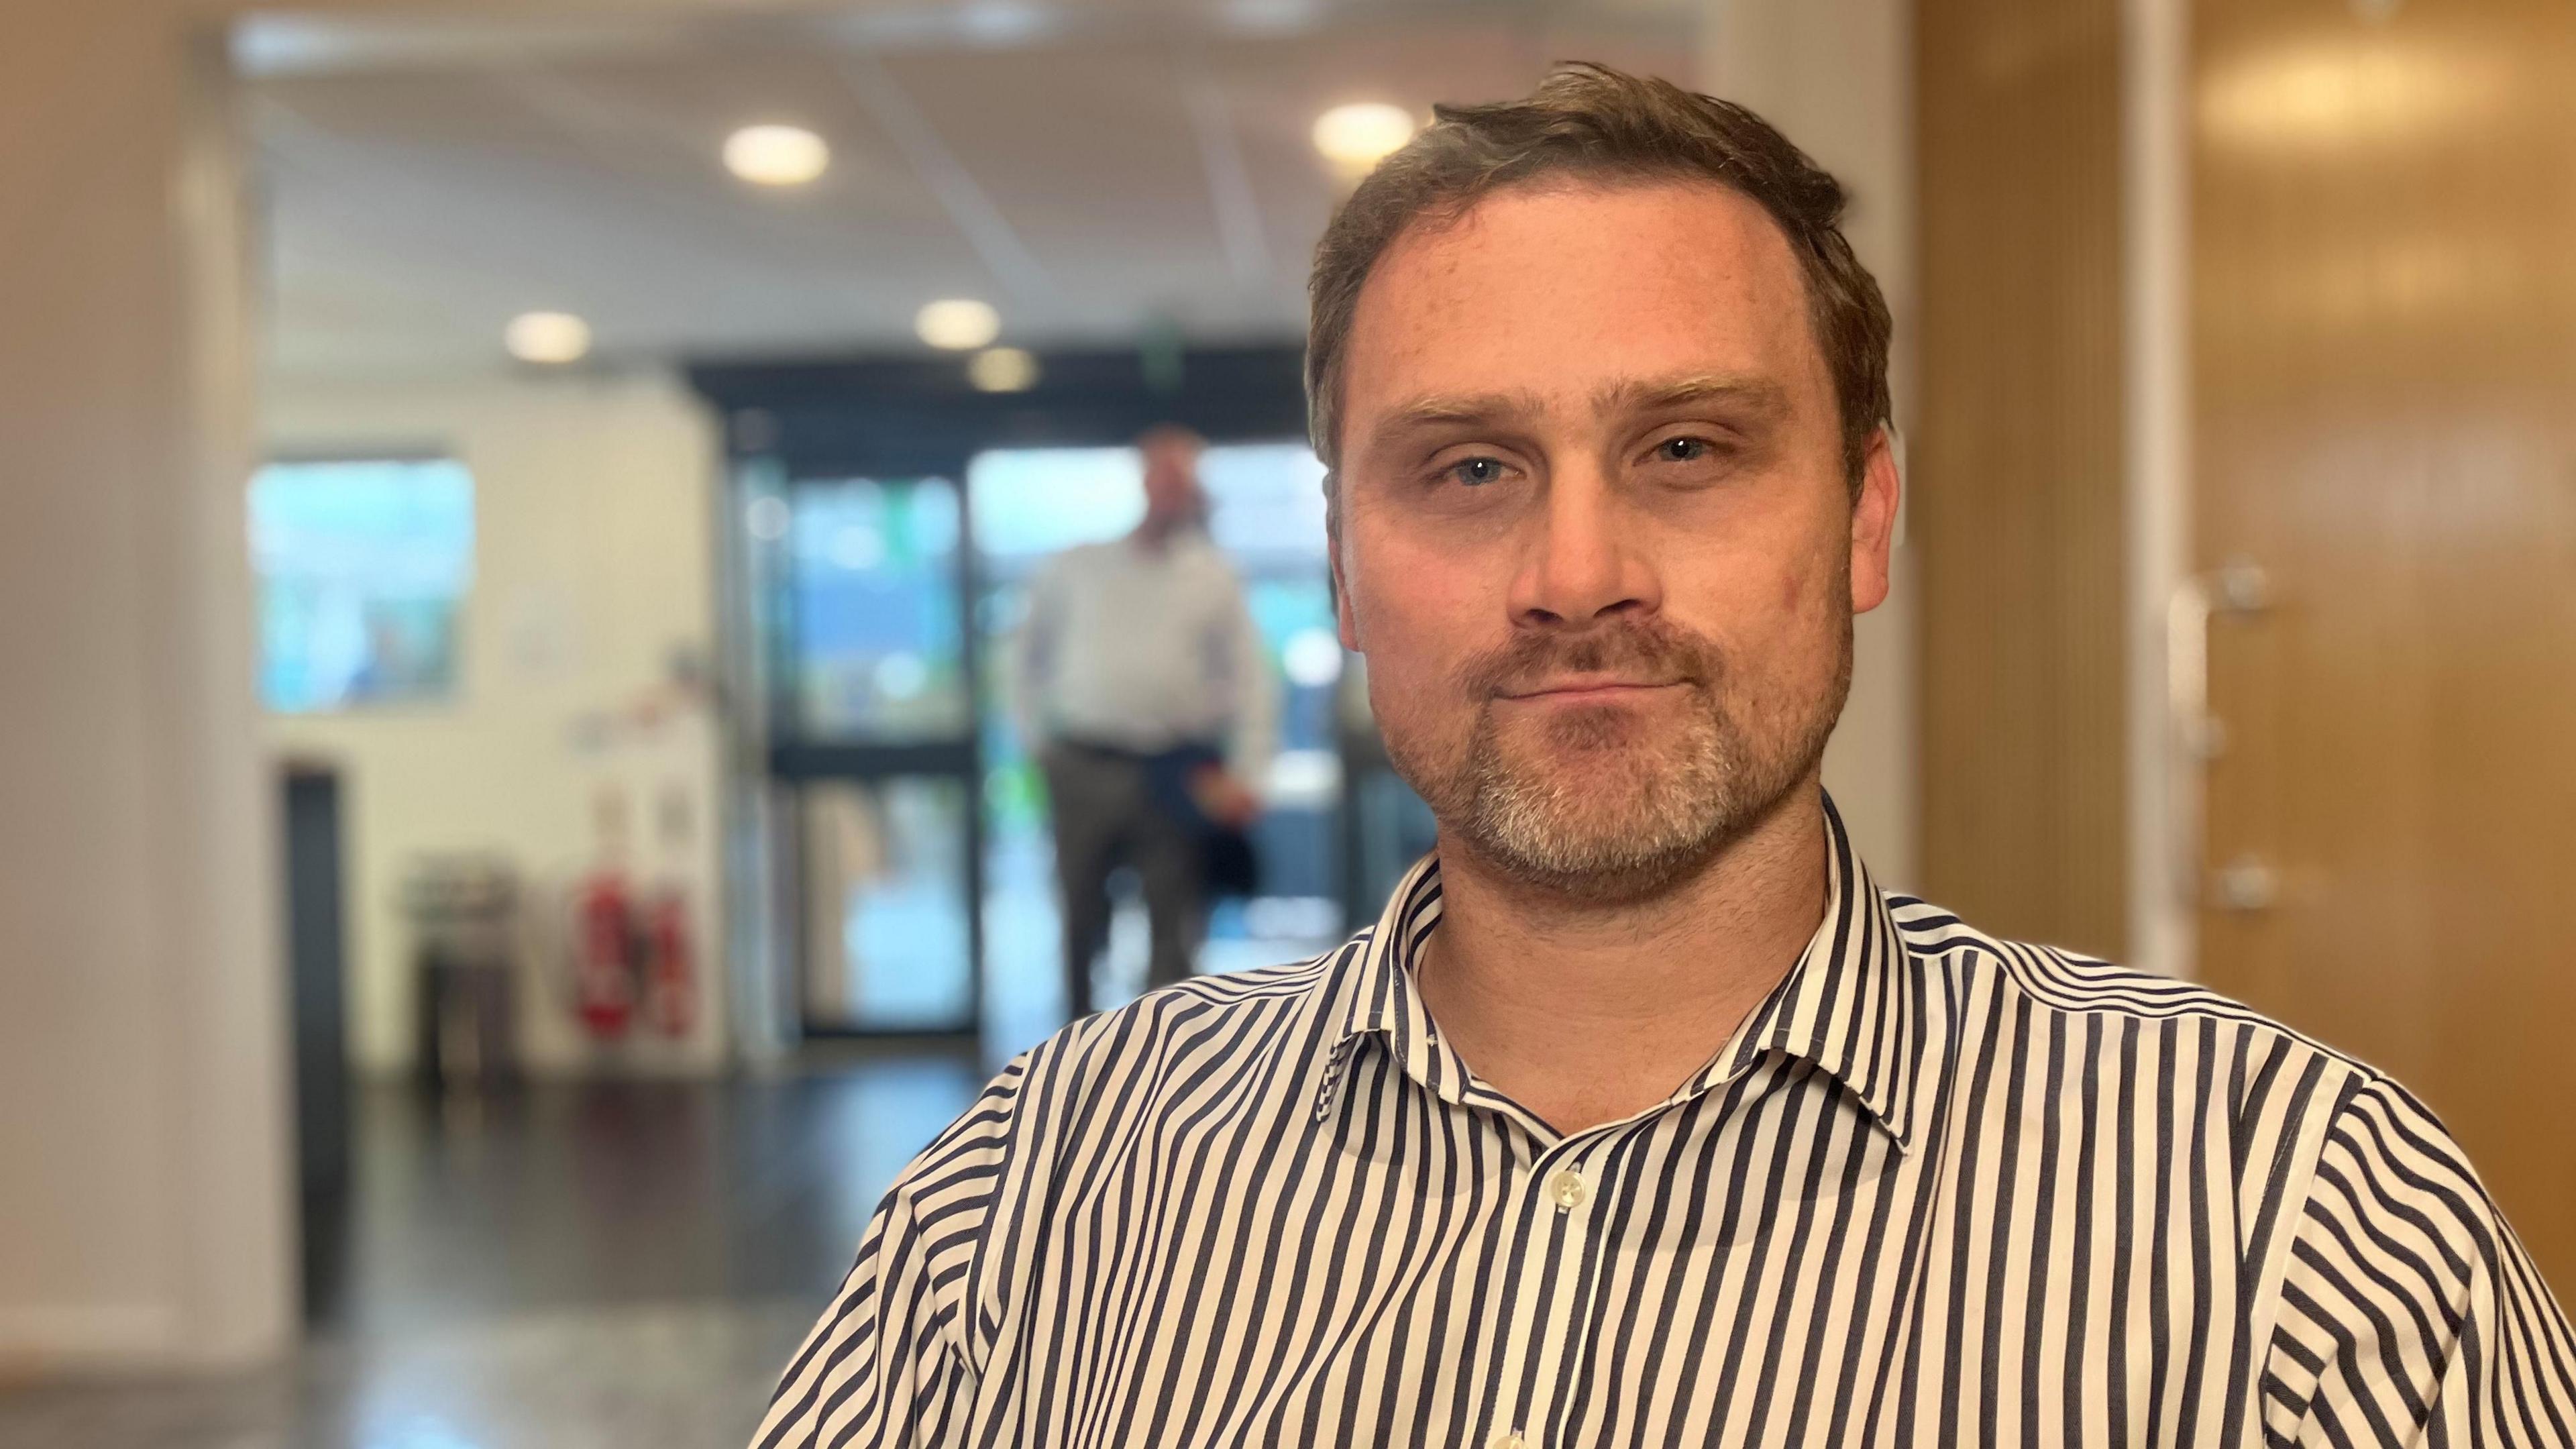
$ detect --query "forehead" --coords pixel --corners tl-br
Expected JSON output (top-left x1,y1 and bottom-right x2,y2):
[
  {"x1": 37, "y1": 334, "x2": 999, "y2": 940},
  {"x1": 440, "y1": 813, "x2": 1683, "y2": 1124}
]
[{"x1": 1341, "y1": 178, "x2": 1827, "y2": 425}]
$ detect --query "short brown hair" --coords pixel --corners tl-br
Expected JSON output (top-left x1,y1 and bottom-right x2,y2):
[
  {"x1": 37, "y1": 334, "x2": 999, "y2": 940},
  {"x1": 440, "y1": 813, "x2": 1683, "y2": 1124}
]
[
  {"x1": 1134, "y1": 421, "x2": 1205, "y2": 456},
  {"x1": 1305, "y1": 62, "x2": 1892, "y2": 501}
]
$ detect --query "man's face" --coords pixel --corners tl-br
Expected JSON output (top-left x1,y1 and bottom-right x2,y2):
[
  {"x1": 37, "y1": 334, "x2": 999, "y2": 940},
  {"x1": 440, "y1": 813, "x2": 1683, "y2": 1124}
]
[
  {"x1": 1140, "y1": 437, "x2": 1203, "y2": 525},
  {"x1": 1330, "y1": 179, "x2": 1899, "y2": 902}
]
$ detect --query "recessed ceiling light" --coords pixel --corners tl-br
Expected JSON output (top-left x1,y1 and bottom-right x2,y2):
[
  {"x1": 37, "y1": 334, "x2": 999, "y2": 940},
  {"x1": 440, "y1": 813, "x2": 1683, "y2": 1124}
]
[
  {"x1": 1220, "y1": 0, "x2": 1322, "y2": 35},
  {"x1": 967, "y1": 346, "x2": 1040, "y2": 393},
  {"x1": 916, "y1": 299, "x2": 1002, "y2": 351},
  {"x1": 1312, "y1": 102, "x2": 1417, "y2": 174},
  {"x1": 505, "y1": 311, "x2": 590, "y2": 364},
  {"x1": 724, "y1": 124, "x2": 830, "y2": 186},
  {"x1": 958, "y1": 1, "x2": 1052, "y2": 46}
]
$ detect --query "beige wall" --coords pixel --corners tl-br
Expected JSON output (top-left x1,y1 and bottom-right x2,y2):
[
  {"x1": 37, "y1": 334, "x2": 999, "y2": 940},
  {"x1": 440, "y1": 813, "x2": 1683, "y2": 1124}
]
[
  {"x1": 1701, "y1": 0, "x2": 1921, "y2": 887},
  {"x1": 264, "y1": 371, "x2": 729, "y2": 1077},
  {"x1": 0, "y1": 7, "x2": 291, "y2": 1368}
]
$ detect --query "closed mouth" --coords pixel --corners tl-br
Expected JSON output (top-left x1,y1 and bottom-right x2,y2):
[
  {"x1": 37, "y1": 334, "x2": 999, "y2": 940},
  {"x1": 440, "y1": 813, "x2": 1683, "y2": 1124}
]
[{"x1": 1499, "y1": 679, "x2": 1686, "y2": 702}]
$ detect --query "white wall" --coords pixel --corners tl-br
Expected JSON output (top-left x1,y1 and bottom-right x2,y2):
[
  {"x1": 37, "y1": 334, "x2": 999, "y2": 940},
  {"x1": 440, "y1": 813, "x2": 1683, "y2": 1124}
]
[
  {"x1": 264, "y1": 370, "x2": 730, "y2": 1077},
  {"x1": 1701, "y1": 0, "x2": 1921, "y2": 887},
  {"x1": 0, "y1": 13, "x2": 291, "y2": 1370}
]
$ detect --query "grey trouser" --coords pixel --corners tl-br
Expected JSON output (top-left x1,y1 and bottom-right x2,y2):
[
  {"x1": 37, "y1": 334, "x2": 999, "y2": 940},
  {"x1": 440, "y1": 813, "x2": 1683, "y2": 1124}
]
[{"x1": 1040, "y1": 741, "x2": 1203, "y2": 1014}]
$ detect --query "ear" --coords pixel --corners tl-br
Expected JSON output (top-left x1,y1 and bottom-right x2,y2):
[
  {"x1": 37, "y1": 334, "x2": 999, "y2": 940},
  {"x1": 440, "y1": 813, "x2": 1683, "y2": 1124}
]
[
  {"x1": 1847, "y1": 426, "x2": 1901, "y2": 615},
  {"x1": 1328, "y1": 500, "x2": 1362, "y2": 652}
]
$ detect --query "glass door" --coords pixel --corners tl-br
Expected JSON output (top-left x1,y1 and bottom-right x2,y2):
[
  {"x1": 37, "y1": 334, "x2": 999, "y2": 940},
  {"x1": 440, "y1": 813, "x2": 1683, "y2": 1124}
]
[{"x1": 755, "y1": 474, "x2": 982, "y2": 1035}]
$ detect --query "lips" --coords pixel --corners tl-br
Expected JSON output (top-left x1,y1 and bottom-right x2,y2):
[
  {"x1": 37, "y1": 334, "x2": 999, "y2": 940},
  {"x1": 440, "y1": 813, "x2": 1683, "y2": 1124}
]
[
  {"x1": 1454, "y1": 619, "x2": 1723, "y2": 707},
  {"x1": 1499, "y1": 678, "x2": 1686, "y2": 701}
]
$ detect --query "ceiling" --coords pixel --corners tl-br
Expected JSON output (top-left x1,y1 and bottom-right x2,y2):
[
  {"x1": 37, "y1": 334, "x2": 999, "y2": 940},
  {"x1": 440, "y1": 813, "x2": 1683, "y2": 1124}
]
[{"x1": 244, "y1": 1, "x2": 1702, "y2": 384}]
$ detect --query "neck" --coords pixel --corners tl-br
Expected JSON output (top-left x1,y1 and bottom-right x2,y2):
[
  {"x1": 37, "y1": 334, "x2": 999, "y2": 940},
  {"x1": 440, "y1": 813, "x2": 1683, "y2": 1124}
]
[{"x1": 1414, "y1": 781, "x2": 1831, "y2": 1136}]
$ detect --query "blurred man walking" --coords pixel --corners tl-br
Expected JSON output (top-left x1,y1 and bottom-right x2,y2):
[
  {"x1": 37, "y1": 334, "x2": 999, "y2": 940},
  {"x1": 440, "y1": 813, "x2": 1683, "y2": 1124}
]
[{"x1": 1009, "y1": 425, "x2": 1272, "y2": 1015}]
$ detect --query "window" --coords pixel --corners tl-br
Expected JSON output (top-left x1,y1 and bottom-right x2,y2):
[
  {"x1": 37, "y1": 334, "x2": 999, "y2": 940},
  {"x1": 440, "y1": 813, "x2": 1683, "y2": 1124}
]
[{"x1": 249, "y1": 457, "x2": 474, "y2": 713}]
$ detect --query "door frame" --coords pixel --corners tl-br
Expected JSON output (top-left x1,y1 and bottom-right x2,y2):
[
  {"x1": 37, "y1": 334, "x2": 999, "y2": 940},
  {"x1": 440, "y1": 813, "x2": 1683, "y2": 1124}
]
[
  {"x1": 2121, "y1": 0, "x2": 2195, "y2": 983},
  {"x1": 761, "y1": 466, "x2": 986, "y2": 1040}
]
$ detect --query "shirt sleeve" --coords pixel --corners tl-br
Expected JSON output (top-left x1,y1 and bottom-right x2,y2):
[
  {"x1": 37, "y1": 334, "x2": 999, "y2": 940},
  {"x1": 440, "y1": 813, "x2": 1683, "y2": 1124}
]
[
  {"x1": 2260, "y1": 1074, "x2": 2576, "y2": 1447},
  {"x1": 751, "y1": 1055, "x2": 1030, "y2": 1449}
]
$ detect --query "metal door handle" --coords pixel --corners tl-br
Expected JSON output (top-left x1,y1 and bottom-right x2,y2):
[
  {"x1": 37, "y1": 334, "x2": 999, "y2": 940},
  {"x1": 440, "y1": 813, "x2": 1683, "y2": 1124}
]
[
  {"x1": 2168, "y1": 559, "x2": 2272, "y2": 908},
  {"x1": 2210, "y1": 855, "x2": 2279, "y2": 912}
]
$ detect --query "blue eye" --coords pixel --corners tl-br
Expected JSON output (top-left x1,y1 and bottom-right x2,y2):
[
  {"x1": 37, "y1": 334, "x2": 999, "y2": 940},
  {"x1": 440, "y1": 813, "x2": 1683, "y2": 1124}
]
[
  {"x1": 1447, "y1": 457, "x2": 1507, "y2": 487},
  {"x1": 1657, "y1": 437, "x2": 1713, "y2": 462}
]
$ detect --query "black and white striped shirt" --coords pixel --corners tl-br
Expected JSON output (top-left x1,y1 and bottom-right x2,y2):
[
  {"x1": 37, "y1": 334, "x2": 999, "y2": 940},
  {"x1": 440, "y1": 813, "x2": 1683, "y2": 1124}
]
[{"x1": 758, "y1": 801, "x2": 2576, "y2": 1447}]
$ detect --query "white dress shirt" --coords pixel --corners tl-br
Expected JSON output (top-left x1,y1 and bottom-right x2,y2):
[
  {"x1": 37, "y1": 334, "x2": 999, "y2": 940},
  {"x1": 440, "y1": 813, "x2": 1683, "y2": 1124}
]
[{"x1": 1008, "y1": 531, "x2": 1275, "y2": 777}]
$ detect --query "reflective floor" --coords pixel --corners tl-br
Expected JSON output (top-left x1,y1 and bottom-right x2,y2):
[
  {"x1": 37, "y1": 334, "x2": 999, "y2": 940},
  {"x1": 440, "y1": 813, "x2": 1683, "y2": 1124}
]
[
  {"x1": 0, "y1": 1057, "x2": 983, "y2": 1449},
  {"x1": 0, "y1": 1299, "x2": 819, "y2": 1449}
]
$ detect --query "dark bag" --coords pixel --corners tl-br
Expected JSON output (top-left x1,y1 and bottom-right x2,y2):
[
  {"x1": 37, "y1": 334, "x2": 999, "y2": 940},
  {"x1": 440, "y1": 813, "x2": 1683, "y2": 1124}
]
[
  {"x1": 1142, "y1": 743, "x2": 1262, "y2": 900},
  {"x1": 1199, "y1": 823, "x2": 1260, "y2": 900}
]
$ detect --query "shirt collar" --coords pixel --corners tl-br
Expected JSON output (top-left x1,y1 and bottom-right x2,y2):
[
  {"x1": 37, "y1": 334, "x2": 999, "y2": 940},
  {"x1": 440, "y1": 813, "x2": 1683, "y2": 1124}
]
[
  {"x1": 1329, "y1": 791, "x2": 1929, "y2": 1152},
  {"x1": 1332, "y1": 854, "x2": 1456, "y2": 1106}
]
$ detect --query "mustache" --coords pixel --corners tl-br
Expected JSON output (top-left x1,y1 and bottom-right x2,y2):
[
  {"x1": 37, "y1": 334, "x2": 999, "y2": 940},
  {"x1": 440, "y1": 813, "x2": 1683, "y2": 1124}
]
[{"x1": 1455, "y1": 616, "x2": 1726, "y2": 698}]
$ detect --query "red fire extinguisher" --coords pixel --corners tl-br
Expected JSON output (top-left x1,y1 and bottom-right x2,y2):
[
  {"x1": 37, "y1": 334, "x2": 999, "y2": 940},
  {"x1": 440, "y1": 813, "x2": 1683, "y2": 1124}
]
[
  {"x1": 574, "y1": 786, "x2": 637, "y2": 1041},
  {"x1": 642, "y1": 886, "x2": 694, "y2": 1039},
  {"x1": 574, "y1": 870, "x2": 635, "y2": 1040}
]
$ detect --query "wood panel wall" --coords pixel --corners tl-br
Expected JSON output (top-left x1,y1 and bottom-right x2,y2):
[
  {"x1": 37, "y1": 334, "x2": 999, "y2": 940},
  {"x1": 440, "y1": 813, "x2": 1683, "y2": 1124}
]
[{"x1": 1914, "y1": 0, "x2": 2130, "y2": 957}]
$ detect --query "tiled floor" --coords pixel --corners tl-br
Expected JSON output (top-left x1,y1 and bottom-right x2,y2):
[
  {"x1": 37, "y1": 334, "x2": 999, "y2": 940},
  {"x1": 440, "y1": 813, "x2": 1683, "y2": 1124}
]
[{"x1": 0, "y1": 1057, "x2": 985, "y2": 1449}]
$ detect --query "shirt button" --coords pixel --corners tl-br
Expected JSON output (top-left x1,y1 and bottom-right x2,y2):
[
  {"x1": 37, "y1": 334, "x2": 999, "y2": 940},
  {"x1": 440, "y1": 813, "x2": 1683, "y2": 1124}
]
[
  {"x1": 1548, "y1": 1169, "x2": 1588, "y2": 1211},
  {"x1": 1491, "y1": 1432, "x2": 1527, "y2": 1449}
]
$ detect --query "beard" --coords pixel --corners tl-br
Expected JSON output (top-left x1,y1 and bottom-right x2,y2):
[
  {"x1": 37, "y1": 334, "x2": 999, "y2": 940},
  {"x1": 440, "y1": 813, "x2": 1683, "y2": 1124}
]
[{"x1": 1383, "y1": 604, "x2": 1851, "y2": 906}]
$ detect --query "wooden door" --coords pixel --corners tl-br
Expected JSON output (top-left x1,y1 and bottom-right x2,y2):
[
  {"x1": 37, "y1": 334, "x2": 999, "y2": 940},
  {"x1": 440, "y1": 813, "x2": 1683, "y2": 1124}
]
[{"x1": 2193, "y1": 0, "x2": 2576, "y2": 1284}]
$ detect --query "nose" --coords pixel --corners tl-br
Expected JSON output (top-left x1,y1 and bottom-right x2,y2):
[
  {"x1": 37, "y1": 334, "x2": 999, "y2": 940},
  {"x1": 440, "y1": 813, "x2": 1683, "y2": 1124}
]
[{"x1": 1506, "y1": 464, "x2": 1660, "y2": 628}]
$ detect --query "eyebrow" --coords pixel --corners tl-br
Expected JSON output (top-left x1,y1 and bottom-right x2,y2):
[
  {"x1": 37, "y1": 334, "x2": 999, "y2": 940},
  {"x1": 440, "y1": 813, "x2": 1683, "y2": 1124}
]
[
  {"x1": 1591, "y1": 372, "x2": 1792, "y2": 421},
  {"x1": 1368, "y1": 373, "x2": 1791, "y2": 451},
  {"x1": 1369, "y1": 389, "x2": 1554, "y2": 442}
]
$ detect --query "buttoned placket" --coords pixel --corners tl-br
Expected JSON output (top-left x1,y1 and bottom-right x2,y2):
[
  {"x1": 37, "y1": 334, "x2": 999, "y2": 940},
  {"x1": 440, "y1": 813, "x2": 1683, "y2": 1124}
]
[
  {"x1": 1469, "y1": 1106, "x2": 1664, "y2": 1449},
  {"x1": 1481, "y1": 1132, "x2": 1575, "y2": 1449},
  {"x1": 1448, "y1": 1022, "x2": 1803, "y2": 1449}
]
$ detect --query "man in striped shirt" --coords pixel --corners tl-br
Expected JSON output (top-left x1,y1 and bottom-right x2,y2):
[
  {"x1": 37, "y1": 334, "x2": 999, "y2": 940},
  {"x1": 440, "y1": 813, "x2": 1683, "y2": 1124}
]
[{"x1": 758, "y1": 64, "x2": 2575, "y2": 1447}]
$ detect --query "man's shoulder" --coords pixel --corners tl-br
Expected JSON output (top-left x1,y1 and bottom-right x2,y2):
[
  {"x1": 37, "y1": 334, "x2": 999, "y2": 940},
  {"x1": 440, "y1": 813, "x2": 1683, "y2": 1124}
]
[
  {"x1": 1050, "y1": 539, "x2": 1124, "y2": 574},
  {"x1": 1120, "y1": 948, "x2": 1352, "y2": 1018},
  {"x1": 887, "y1": 948, "x2": 1357, "y2": 1205},
  {"x1": 1026, "y1": 944, "x2": 1360, "y2": 1085},
  {"x1": 1882, "y1": 888, "x2": 2383, "y2": 1081}
]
